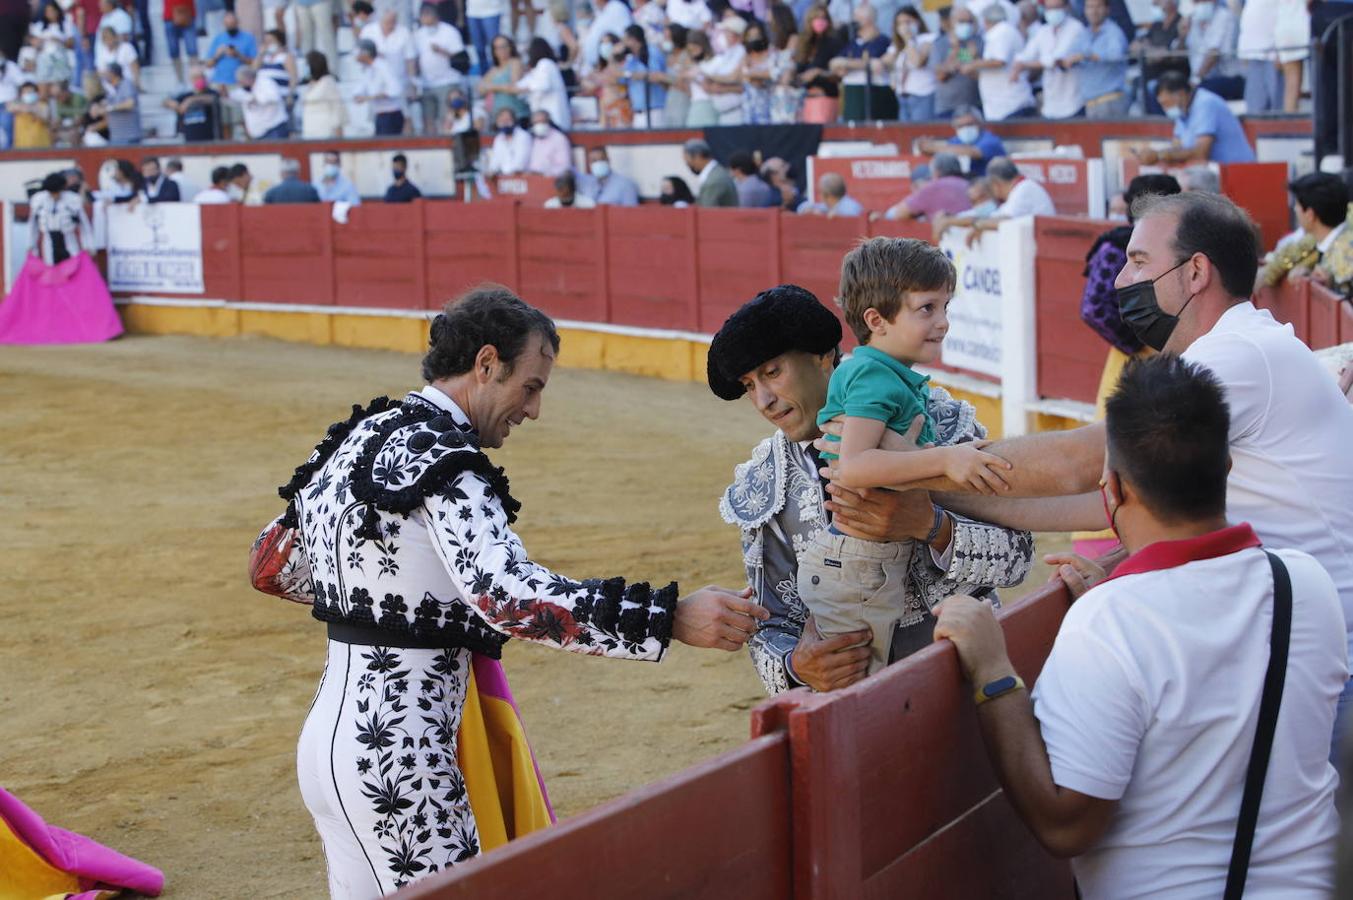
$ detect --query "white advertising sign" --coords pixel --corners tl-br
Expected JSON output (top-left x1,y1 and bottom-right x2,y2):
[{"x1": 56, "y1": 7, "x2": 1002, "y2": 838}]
[
  {"x1": 106, "y1": 202, "x2": 204, "y2": 294},
  {"x1": 939, "y1": 228, "x2": 1003, "y2": 378}
]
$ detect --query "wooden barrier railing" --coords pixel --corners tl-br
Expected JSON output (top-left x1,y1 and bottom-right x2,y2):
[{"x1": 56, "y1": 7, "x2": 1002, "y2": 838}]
[
  {"x1": 394, "y1": 578, "x2": 1077, "y2": 899},
  {"x1": 1255, "y1": 276, "x2": 1353, "y2": 349}
]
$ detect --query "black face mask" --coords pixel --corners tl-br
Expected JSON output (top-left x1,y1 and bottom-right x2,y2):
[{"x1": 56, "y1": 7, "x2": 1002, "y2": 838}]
[
  {"x1": 226, "y1": 26, "x2": 239, "y2": 35},
  {"x1": 659, "y1": 192, "x2": 678, "y2": 205},
  {"x1": 1115, "y1": 257, "x2": 1195, "y2": 352},
  {"x1": 746, "y1": 38, "x2": 768, "y2": 52}
]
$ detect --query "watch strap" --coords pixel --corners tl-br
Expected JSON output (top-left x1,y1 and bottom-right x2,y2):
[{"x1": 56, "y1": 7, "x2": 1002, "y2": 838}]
[
  {"x1": 923, "y1": 505, "x2": 946, "y2": 544},
  {"x1": 974, "y1": 674, "x2": 1025, "y2": 705}
]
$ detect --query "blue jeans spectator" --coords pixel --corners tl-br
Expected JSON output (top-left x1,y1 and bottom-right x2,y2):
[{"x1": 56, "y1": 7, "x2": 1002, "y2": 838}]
[
  {"x1": 165, "y1": 21, "x2": 199, "y2": 60},
  {"x1": 468, "y1": 15, "x2": 499, "y2": 75},
  {"x1": 133, "y1": 0, "x2": 153, "y2": 61},
  {"x1": 262, "y1": 119, "x2": 291, "y2": 138},
  {"x1": 0, "y1": 108, "x2": 12, "y2": 149},
  {"x1": 898, "y1": 93, "x2": 935, "y2": 122}
]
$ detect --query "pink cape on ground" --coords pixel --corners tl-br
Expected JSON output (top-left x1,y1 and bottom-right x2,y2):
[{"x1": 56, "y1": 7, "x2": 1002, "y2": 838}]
[
  {"x1": 0, "y1": 787, "x2": 164, "y2": 898},
  {"x1": 0, "y1": 252, "x2": 124, "y2": 345}
]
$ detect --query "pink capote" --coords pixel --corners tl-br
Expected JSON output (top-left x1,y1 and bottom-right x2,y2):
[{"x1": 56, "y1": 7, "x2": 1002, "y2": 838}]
[
  {"x1": 0, "y1": 252, "x2": 123, "y2": 345},
  {"x1": 0, "y1": 787, "x2": 164, "y2": 897}
]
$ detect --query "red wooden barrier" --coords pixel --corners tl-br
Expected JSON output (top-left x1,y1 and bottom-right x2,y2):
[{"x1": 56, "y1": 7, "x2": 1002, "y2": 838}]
[
  {"x1": 1033, "y1": 216, "x2": 1115, "y2": 407},
  {"x1": 806, "y1": 155, "x2": 929, "y2": 214},
  {"x1": 1219, "y1": 162, "x2": 1290, "y2": 253},
  {"x1": 493, "y1": 174, "x2": 557, "y2": 207},
  {"x1": 1341, "y1": 290, "x2": 1353, "y2": 345},
  {"x1": 606, "y1": 205, "x2": 700, "y2": 331},
  {"x1": 1011, "y1": 158, "x2": 1093, "y2": 216},
  {"x1": 752, "y1": 579, "x2": 1077, "y2": 900},
  {"x1": 1254, "y1": 277, "x2": 1310, "y2": 343},
  {"x1": 695, "y1": 207, "x2": 781, "y2": 332},
  {"x1": 198, "y1": 202, "x2": 242, "y2": 300},
  {"x1": 516, "y1": 206, "x2": 609, "y2": 322},
  {"x1": 425, "y1": 200, "x2": 519, "y2": 301},
  {"x1": 239, "y1": 204, "x2": 334, "y2": 304},
  {"x1": 393, "y1": 732, "x2": 794, "y2": 899},
  {"x1": 332, "y1": 201, "x2": 426, "y2": 310},
  {"x1": 779, "y1": 213, "x2": 872, "y2": 349}
]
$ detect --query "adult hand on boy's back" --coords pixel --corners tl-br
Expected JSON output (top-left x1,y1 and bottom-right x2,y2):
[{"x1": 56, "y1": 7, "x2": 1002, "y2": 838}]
[{"x1": 790, "y1": 616, "x2": 872, "y2": 692}]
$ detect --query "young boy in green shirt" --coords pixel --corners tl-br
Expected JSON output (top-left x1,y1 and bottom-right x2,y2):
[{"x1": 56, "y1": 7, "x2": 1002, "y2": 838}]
[{"x1": 798, "y1": 237, "x2": 1012, "y2": 674}]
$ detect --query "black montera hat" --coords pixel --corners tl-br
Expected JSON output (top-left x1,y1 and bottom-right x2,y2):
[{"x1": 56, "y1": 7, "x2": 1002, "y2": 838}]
[{"x1": 706, "y1": 284, "x2": 842, "y2": 401}]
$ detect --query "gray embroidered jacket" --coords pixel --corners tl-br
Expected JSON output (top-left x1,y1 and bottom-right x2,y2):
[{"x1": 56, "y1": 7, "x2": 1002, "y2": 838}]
[{"x1": 720, "y1": 387, "x2": 1035, "y2": 695}]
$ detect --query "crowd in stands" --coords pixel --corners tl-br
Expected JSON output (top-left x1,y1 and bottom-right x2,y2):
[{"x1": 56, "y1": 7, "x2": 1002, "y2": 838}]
[{"x1": 0, "y1": 0, "x2": 1316, "y2": 149}]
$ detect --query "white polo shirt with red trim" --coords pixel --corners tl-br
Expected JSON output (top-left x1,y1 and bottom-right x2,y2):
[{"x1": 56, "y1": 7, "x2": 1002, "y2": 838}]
[
  {"x1": 1032, "y1": 524, "x2": 1346, "y2": 900},
  {"x1": 1183, "y1": 301, "x2": 1353, "y2": 660}
]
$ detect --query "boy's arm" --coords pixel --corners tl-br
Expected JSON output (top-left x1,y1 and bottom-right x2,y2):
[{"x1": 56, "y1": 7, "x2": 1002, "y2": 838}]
[{"x1": 834, "y1": 415, "x2": 958, "y2": 489}]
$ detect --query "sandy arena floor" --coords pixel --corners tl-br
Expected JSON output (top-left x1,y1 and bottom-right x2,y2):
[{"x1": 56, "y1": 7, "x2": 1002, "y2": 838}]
[{"x1": 0, "y1": 335, "x2": 1066, "y2": 897}]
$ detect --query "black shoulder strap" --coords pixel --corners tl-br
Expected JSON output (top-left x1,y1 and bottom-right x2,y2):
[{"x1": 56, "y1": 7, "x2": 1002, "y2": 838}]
[{"x1": 1223, "y1": 550, "x2": 1293, "y2": 900}]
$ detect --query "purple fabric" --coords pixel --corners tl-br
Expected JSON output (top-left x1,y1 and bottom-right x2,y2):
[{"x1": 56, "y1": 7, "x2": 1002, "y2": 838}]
[
  {"x1": 1080, "y1": 240, "x2": 1141, "y2": 355},
  {"x1": 903, "y1": 176, "x2": 972, "y2": 219},
  {"x1": 0, "y1": 787, "x2": 165, "y2": 896},
  {"x1": 0, "y1": 252, "x2": 123, "y2": 345}
]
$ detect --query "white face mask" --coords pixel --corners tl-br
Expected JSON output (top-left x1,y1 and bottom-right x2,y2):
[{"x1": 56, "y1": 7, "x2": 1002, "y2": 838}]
[
  {"x1": 1163, "y1": 104, "x2": 1183, "y2": 120},
  {"x1": 531, "y1": 122, "x2": 551, "y2": 137},
  {"x1": 661, "y1": 39, "x2": 674, "y2": 52},
  {"x1": 1191, "y1": 2, "x2": 1214, "y2": 22},
  {"x1": 1043, "y1": 7, "x2": 1067, "y2": 26},
  {"x1": 590, "y1": 159, "x2": 611, "y2": 179},
  {"x1": 953, "y1": 22, "x2": 974, "y2": 40},
  {"x1": 20, "y1": 91, "x2": 37, "y2": 104},
  {"x1": 1147, "y1": 5, "x2": 1165, "y2": 22},
  {"x1": 599, "y1": 40, "x2": 614, "y2": 57},
  {"x1": 956, "y1": 124, "x2": 980, "y2": 144}
]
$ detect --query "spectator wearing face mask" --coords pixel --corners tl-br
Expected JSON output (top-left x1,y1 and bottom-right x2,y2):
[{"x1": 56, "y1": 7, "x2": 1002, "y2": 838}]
[
  {"x1": 1071, "y1": 0, "x2": 1130, "y2": 119},
  {"x1": 583, "y1": 0, "x2": 633, "y2": 68},
  {"x1": 1130, "y1": 71, "x2": 1255, "y2": 165},
  {"x1": 664, "y1": 0, "x2": 710, "y2": 32},
  {"x1": 887, "y1": 6, "x2": 938, "y2": 123},
  {"x1": 299, "y1": 50, "x2": 346, "y2": 139},
  {"x1": 1010, "y1": 0, "x2": 1087, "y2": 120},
  {"x1": 692, "y1": 15, "x2": 748, "y2": 125},
  {"x1": 793, "y1": 4, "x2": 844, "y2": 103},
  {"x1": 442, "y1": 87, "x2": 473, "y2": 133},
  {"x1": 228, "y1": 162, "x2": 253, "y2": 203},
  {"x1": 580, "y1": 144, "x2": 639, "y2": 206},
  {"x1": 831, "y1": 4, "x2": 895, "y2": 120},
  {"x1": 1184, "y1": 0, "x2": 1242, "y2": 100},
  {"x1": 414, "y1": 3, "x2": 468, "y2": 136},
  {"x1": 384, "y1": 153, "x2": 423, "y2": 202},
  {"x1": 917, "y1": 105, "x2": 1006, "y2": 177},
  {"x1": 8, "y1": 80, "x2": 52, "y2": 148},
  {"x1": 354, "y1": 39, "x2": 406, "y2": 136},
  {"x1": 206, "y1": 11, "x2": 255, "y2": 89},
  {"x1": 729, "y1": 150, "x2": 779, "y2": 208},
  {"x1": 313, "y1": 150, "x2": 361, "y2": 205},
  {"x1": 526, "y1": 110, "x2": 571, "y2": 177},
  {"x1": 545, "y1": 170, "x2": 596, "y2": 208},
  {"x1": 970, "y1": 4, "x2": 1036, "y2": 120},
  {"x1": 486, "y1": 106, "x2": 531, "y2": 175},
  {"x1": 230, "y1": 65, "x2": 289, "y2": 139},
  {"x1": 619, "y1": 24, "x2": 666, "y2": 127},
  {"x1": 163, "y1": 63, "x2": 221, "y2": 141}
]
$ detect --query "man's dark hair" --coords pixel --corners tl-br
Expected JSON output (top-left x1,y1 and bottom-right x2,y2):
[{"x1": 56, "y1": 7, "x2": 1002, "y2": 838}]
[
  {"x1": 1105, "y1": 355, "x2": 1230, "y2": 523},
  {"x1": 728, "y1": 150, "x2": 758, "y2": 177},
  {"x1": 1156, "y1": 70, "x2": 1190, "y2": 95},
  {"x1": 141, "y1": 156, "x2": 160, "y2": 169},
  {"x1": 229, "y1": 162, "x2": 249, "y2": 178},
  {"x1": 422, "y1": 285, "x2": 560, "y2": 382},
  {"x1": 393, "y1": 152, "x2": 408, "y2": 165},
  {"x1": 554, "y1": 170, "x2": 576, "y2": 192},
  {"x1": 1290, "y1": 172, "x2": 1350, "y2": 228},
  {"x1": 1123, "y1": 172, "x2": 1181, "y2": 224},
  {"x1": 1132, "y1": 191, "x2": 1261, "y2": 299},
  {"x1": 211, "y1": 165, "x2": 230, "y2": 186},
  {"x1": 352, "y1": 0, "x2": 373, "y2": 14}
]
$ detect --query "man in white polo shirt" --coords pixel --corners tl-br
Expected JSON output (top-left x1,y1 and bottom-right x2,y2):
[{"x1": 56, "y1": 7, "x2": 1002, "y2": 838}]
[
  {"x1": 937, "y1": 156, "x2": 1055, "y2": 240},
  {"x1": 971, "y1": 5, "x2": 1036, "y2": 121},
  {"x1": 1010, "y1": 0, "x2": 1087, "y2": 119},
  {"x1": 229, "y1": 66, "x2": 289, "y2": 139},
  {"x1": 824, "y1": 192, "x2": 1353, "y2": 747},
  {"x1": 934, "y1": 354, "x2": 1345, "y2": 898}
]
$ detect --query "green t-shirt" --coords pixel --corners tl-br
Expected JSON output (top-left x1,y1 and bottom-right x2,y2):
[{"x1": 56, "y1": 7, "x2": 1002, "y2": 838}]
[{"x1": 817, "y1": 345, "x2": 936, "y2": 459}]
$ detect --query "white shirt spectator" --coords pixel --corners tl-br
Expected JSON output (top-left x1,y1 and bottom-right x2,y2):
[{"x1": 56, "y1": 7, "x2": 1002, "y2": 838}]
[
  {"x1": 488, "y1": 126, "x2": 533, "y2": 175},
  {"x1": 1186, "y1": 4, "x2": 1241, "y2": 79},
  {"x1": 169, "y1": 172, "x2": 200, "y2": 201},
  {"x1": 98, "y1": 7, "x2": 132, "y2": 37},
  {"x1": 230, "y1": 75, "x2": 289, "y2": 138},
  {"x1": 963, "y1": 0, "x2": 1019, "y2": 24},
  {"x1": 194, "y1": 186, "x2": 234, "y2": 204},
  {"x1": 665, "y1": 0, "x2": 711, "y2": 31},
  {"x1": 361, "y1": 21, "x2": 417, "y2": 87},
  {"x1": 0, "y1": 59, "x2": 23, "y2": 104},
  {"x1": 1017, "y1": 14, "x2": 1087, "y2": 118},
  {"x1": 692, "y1": 43, "x2": 745, "y2": 103},
  {"x1": 996, "y1": 175, "x2": 1056, "y2": 216},
  {"x1": 893, "y1": 33, "x2": 938, "y2": 98},
  {"x1": 415, "y1": 20, "x2": 465, "y2": 89},
  {"x1": 1033, "y1": 537, "x2": 1344, "y2": 899},
  {"x1": 978, "y1": 20, "x2": 1034, "y2": 120},
  {"x1": 1182, "y1": 302, "x2": 1353, "y2": 658},
  {"x1": 517, "y1": 56, "x2": 571, "y2": 129},
  {"x1": 32, "y1": 20, "x2": 75, "y2": 58},
  {"x1": 94, "y1": 39, "x2": 137, "y2": 75},
  {"x1": 1236, "y1": 0, "x2": 1278, "y2": 61},
  {"x1": 358, "y1": 57, "x2": 405, "y2": 114}
]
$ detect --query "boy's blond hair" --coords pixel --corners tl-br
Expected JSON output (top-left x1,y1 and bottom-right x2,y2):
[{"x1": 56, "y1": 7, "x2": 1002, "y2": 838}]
[{"x1": 837, "y1": 237, "x2": 957, "y2": 344}]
